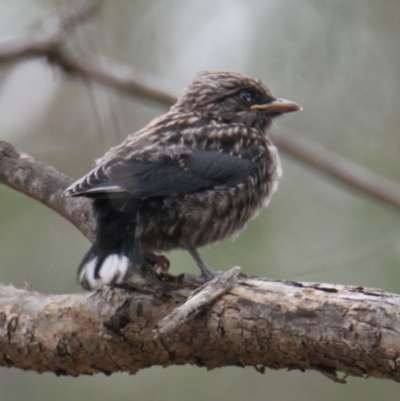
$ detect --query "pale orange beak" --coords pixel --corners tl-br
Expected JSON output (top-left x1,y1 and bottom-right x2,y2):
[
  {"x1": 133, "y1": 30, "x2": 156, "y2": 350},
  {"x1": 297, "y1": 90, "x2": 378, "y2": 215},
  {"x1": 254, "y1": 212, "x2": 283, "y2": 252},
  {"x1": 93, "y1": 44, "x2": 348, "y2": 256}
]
[{"x1": 251, "y1": 98, "x2": 302, "y2": 114}]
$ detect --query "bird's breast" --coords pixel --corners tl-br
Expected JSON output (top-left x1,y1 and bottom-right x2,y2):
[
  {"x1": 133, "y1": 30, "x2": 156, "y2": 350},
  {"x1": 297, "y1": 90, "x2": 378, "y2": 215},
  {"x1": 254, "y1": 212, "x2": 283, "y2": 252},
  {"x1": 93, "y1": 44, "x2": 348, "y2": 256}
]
[{"x1": 140, "y1": 141, "x2": 281, "y2": 251}]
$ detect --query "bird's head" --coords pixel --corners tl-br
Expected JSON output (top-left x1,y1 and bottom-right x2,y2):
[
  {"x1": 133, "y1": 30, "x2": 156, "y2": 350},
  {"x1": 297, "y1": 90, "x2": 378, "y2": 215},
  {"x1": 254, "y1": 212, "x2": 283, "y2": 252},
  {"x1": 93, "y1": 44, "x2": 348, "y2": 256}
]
[{"x1": 173, "y1": 71, "x2": 302, "y2": 132}]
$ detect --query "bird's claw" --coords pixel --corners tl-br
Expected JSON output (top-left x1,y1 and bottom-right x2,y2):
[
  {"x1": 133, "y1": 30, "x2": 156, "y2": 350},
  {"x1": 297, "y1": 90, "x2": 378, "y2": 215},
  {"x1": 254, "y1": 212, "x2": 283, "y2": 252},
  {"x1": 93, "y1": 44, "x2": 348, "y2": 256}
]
[{"x1": 143, "y1": 252, "x2": 170, "y2": 272}]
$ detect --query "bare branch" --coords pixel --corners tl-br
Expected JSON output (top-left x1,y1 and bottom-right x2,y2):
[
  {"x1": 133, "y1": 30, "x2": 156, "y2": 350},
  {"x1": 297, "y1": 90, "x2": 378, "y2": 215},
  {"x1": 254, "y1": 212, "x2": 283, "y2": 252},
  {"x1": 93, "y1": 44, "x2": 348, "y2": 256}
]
[
  {"x1": 272, "y1": 131, "x2": 400, "y2": 213},
  {"x1": 46, "y1": 50, "x2": 178, "y2": 106},
  {"x1": 0, "y1": 140, "x2": 96, "y2": 241},
  {"x1": 0, "y1": 0, "x2": 100, "y2": 62},
  {"x1": 0, "y1": 279, "x2": 399, "y2": 381},
  {"x1": 0, "y1": 0, "x2": 176, "y2": 107}
]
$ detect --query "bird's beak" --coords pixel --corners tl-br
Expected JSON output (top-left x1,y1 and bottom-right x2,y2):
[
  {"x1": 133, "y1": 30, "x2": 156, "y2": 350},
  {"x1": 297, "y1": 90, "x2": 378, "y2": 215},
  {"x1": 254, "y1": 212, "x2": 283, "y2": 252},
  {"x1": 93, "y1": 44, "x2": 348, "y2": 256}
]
[{"x1": 250, "y1": 98, "x2": 302, "y2": 114}]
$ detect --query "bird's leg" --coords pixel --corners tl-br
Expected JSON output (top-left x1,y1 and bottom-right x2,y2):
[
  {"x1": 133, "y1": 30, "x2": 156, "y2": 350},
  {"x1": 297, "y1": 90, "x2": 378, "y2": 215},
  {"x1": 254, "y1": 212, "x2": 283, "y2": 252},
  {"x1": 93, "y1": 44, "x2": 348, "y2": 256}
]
[{"x1": 185, "y1": 246, "x2": 216, "y2": 280}]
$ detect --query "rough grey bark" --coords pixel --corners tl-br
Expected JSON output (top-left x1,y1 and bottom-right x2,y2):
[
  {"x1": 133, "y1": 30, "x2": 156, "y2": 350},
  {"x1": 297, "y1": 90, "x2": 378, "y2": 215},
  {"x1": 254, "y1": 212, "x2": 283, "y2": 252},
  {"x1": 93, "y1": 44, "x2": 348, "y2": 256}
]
[
  {"x1": 0, "y1": 279, "x2": 399, "y2": 382},
  {"x1": 0, "y1": 140, "x2": 96, "y2": 241}
]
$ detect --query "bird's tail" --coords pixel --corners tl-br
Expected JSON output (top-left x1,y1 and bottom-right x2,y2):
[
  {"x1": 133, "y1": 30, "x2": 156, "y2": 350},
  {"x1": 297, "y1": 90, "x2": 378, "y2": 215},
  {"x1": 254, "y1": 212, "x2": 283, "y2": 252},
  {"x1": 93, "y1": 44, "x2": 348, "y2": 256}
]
[{"x1": 78, "y1": 198, "x2": 142, "y2": 290}]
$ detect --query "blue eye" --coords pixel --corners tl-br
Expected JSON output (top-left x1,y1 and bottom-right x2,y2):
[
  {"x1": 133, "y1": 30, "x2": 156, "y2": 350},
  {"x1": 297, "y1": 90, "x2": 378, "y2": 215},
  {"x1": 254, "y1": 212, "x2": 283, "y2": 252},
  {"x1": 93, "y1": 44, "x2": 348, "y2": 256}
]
[{"x1": 240, "y1": 90, "x2": 254, "y2": 104}]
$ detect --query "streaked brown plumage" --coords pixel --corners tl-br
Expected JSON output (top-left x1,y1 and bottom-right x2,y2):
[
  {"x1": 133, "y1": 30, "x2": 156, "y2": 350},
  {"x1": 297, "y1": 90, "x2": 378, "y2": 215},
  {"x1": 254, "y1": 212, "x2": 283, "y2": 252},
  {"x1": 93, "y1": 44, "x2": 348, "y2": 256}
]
[{"x1": 65, "y1": 71, "x2": 301, "y2": 290}]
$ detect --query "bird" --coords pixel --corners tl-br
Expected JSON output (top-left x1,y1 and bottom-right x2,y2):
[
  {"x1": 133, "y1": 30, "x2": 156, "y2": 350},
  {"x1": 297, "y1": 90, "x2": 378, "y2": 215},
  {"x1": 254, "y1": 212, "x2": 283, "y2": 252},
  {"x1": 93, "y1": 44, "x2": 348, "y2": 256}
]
[{"x1": 64, "y1": 71, "x2": 301, "y2": 290}]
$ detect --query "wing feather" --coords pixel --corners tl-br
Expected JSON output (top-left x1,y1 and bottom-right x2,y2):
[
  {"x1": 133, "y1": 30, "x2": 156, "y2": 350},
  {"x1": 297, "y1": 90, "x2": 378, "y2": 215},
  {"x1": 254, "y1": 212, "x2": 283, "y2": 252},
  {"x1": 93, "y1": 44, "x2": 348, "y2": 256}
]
[{"x1": 65, "y1": 149, "x2": 255, "y2": 199}]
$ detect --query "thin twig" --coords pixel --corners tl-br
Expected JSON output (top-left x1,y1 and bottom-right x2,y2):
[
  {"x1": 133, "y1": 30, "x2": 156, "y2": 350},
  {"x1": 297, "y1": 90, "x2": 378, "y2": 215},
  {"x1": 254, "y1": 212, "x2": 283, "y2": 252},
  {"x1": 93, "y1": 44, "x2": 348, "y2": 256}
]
[
  {"x1": 155, "y1": 267, "x2": 241, "y2": 338},
  {"x1": 272, "y1": 131, "x2": 400, "y2": 212},
  {"x1": 47, "y1": 50, "x2": 177, "y2": 106},
  {"x1": 0, "y1": 0, "x2": 175, "y2": 107},
  {"x1": 0, "y1": 0, "x2": 100, "y2": 62}
]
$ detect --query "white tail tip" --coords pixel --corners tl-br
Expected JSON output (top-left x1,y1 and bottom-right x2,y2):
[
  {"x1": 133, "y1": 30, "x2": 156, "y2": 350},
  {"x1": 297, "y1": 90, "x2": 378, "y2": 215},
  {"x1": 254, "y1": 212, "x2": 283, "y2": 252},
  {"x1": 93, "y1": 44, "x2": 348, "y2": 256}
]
[{"x1": 79, "y1": 255, "x2": 130, "y2": 290}]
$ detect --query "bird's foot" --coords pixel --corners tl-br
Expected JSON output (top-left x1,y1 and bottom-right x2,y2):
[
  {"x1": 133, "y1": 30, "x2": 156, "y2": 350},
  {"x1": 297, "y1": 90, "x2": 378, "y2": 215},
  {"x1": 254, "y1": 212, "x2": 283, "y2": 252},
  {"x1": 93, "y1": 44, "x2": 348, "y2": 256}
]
[
  {"x1": 178, "y1": 270, "x2": 223, "y2": 286},
  {"x1": 143, "y1": 252, "x2": 170, "y2": 273},
  {"x1": 200, "y1": 268, "x2": 217, "y2": 281}
]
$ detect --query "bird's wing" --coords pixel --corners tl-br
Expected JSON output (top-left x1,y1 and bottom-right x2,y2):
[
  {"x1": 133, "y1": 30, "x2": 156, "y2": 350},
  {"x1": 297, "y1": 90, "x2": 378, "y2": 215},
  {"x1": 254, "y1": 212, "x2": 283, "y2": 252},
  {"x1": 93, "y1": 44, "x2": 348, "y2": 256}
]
[{"x1": 65, "y1": 148, "x2": 255, "y2": 199}]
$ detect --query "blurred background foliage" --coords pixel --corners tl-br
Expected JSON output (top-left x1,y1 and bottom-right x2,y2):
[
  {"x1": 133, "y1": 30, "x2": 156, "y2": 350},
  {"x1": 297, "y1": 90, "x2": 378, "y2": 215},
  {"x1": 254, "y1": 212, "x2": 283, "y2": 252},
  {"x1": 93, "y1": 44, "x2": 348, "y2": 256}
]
[{"x1": 0, "y1": 0, "x2": 400, "y2": 400}]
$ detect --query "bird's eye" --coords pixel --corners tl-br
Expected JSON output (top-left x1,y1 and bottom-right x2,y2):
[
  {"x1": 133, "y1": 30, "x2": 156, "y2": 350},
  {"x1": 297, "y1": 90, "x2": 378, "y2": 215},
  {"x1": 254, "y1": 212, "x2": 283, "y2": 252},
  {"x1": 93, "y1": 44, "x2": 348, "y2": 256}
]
[{"x1": 240, "y1": 90, "x2": 255, "y2": 104}]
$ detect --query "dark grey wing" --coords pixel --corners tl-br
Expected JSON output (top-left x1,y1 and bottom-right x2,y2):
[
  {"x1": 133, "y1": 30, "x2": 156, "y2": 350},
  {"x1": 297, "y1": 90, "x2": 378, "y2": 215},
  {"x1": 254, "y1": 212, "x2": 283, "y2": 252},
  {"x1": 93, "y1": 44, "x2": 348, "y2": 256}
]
[{"x1": 65, "y1": 149, "x2": 255, "y2": 199}]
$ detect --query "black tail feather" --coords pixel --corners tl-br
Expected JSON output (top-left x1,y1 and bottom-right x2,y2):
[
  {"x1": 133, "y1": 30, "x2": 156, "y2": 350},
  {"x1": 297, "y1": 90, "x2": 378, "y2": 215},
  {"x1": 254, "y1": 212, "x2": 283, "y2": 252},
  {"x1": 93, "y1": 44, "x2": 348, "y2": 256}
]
[{"x1": 77, "y1": 197, "x2": 142, "y2": 290}]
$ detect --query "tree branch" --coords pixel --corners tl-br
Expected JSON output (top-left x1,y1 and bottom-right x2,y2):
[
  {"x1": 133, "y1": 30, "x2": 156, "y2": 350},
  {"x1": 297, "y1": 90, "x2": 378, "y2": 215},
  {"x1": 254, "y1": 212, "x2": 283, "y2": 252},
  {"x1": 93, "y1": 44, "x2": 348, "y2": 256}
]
[
  {"x1": 0, "y1": 0, "x2": 176, "y2": 107},
  {"x1": 0, "y1": 278, "x2": 399, "y2": 382},
  {"x1": 272, "y1": 131, "x2": 400, "y2": 213},
  {"x1": 0, "y1": 0, "x2": 100, "y2": 62},
  {"x1": 0, "y1": 140, "x2": 95, "y2": 241}
]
